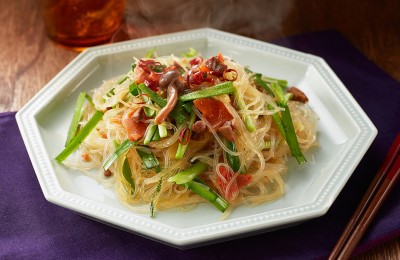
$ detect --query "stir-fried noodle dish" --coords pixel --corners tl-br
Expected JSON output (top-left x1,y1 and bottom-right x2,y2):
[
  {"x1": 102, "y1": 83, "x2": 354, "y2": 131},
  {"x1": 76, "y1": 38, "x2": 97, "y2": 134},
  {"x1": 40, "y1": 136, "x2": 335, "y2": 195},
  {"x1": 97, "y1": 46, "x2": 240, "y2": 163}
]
[{"x1": 56, "y1": 48, "x2": 318, "y2": 218}]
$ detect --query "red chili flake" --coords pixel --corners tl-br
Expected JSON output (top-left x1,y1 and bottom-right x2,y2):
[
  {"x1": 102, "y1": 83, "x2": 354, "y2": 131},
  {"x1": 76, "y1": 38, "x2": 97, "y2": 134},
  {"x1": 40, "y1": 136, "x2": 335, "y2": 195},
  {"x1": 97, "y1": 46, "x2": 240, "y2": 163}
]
[
  {"x1": 138, "y1": 59, "x2": 164, "y2": 73},
  {"x1": 189, "y1": 71, "x2": 214, "y2": 85},
  {"x1": 178, "y1": 127, "x2": 192, "y2": 145},
  {"x1": 189, "y1": 57, "x2": 203, "y2": 66},
  {"x1": 223, "y1": 69, "x2": 238, "y2": 81}
]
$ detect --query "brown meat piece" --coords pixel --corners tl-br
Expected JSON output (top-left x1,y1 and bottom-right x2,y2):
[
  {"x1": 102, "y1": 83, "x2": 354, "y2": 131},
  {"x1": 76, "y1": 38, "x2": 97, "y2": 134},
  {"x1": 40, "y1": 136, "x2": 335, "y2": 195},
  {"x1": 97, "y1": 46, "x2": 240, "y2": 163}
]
[
  {"x1": 217, "y1": 121, "x2": 235, "y2": 141},
  {"x1": 192, "y1": 120, "x2": 207, "y2": 134},
  {"x1": 287, "y1": 87, "x2": 308, "y2": 103},
  {"x1": 205, "y1": 56, "x2": 227, "y2": 77}
]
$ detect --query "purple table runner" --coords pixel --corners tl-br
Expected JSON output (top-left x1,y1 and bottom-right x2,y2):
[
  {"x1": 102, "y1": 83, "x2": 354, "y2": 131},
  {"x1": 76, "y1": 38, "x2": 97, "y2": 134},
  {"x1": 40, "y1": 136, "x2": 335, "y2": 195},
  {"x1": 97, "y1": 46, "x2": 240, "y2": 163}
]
[{"x1": 1, "y1": 30, "x2": 400, "y2": 259}]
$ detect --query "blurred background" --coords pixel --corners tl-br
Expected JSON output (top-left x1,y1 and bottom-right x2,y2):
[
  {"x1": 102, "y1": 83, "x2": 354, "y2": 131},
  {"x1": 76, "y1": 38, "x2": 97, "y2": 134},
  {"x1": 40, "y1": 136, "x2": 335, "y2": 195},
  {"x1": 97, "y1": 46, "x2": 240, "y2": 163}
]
[
  {"x1": 117, "y1": 0, "x2": 400, "y2": 81},
  {"x1": 2, "y1": 0, "x2": 399, "y2": 112}
]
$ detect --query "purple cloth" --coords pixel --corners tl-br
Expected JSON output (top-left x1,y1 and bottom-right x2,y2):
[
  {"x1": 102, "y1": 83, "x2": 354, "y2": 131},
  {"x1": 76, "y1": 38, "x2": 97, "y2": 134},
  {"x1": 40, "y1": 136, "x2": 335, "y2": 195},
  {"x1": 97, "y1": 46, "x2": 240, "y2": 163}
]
[{"x1": 1, "y1": 30, "x2": 400, "y2": 259}]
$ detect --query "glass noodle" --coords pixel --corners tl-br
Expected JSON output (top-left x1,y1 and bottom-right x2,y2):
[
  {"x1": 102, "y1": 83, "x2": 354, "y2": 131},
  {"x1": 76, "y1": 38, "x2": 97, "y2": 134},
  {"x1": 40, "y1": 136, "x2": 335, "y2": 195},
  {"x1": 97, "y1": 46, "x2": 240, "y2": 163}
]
[{"x1": 60, "y1": 50, "x2": 319, "y2": 218}]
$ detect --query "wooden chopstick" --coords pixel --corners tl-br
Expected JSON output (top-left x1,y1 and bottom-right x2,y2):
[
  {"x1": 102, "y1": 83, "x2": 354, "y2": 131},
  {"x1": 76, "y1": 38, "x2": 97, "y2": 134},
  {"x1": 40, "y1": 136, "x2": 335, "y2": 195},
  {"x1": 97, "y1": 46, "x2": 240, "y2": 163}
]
[{"x1": 328, "y1": 133, "x2": 400, "y2": 260}]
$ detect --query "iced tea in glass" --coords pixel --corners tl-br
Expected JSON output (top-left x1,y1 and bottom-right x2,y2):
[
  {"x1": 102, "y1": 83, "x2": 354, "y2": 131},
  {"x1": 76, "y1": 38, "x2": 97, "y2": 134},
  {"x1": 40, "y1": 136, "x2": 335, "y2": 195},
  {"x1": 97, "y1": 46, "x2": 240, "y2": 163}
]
[{"x1": 40, "y1": 0, "x2": 126, "y2": 49}]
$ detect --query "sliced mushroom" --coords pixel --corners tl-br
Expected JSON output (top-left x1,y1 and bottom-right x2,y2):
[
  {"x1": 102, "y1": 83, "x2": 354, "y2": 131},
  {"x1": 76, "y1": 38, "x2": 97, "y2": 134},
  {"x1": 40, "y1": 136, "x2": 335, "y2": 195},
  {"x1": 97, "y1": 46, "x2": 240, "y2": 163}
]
[
  {"x1": 154, "y1": 84, "x2": 178, "y2": 124},
  {"x1": 159, "y1": 70, "x2": 180, "y2": 89}
]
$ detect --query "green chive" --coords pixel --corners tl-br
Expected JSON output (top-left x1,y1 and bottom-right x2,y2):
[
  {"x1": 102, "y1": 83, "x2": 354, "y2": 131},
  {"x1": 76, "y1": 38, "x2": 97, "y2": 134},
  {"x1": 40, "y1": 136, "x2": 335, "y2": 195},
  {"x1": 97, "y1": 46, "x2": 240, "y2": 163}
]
[
  {"x1": 168, "y1": 161, "x2": 208, "y2": 185},
  {"x1": 136, "y1": 146, "x2": 160, "y2": 169},
  {"x1": 183, "y1": 180, "x2": 229, "y2": 212},
  {"x1": 56, "y1": 110, "x2": 103, "y2": 162},
  {"x1": 102, "y1": 139, "x2": 136, "y2": 170},
  {"x1": 151, "y1": 128, "x2": 160, "y2": 141},
  {"x1": 137, "y1": 83, "x2": 167, "y2": 107},
  {"x1": 158, "y1": 123, "x2": 168, "y2": 138},
  {"x1": 181, "y1": 48, "x2": 197, "y2": 58},
  {"x1": 233, "y1": 87, "x2": 256, "y2": 132},
  {"x1": 179, "y1": 81, "x2": 234, "y2": 101},
  {"x1": 123, "y1": 158, "x2": 135, "y2": 195},
  {"x1": 143, "y1": 123, "x2": 158, "y2": 145},
  {"x1": 254, "y1": 74, "x2": 274, "y2": 96},
  {"x1": 65, "y1": 92, "x2": 87, "y2": 146},
  {"x1": 129, "y1": 82, "x2": 139, "y2": 96},
  {"x1": 145, "y1": 47, "x2": 156, "y2": 58},
  {"x1": 281, "y1": 104, "x2": 307, "y2": 164},
  {"x1": 270, "y1": 82, "x2": 306, "y2": 164},
  {"x1": 117, "y1": 76, "x2": 129, "y2": 85},
  {"x1": 150, "y1": 176, "x2": 163, "y2": 217},
  {"x1": 85, "y1": 93, "x2": 94, "y2": 107},
  {"x1": 175, "y1": 110, "x2": 196, "y2": 159},
  {"x1": 137, "y1": 88, "x2": 155, "y2": 118},
  {"x1": 225, "y1": 140, "x2": 241, "y2": 172},
  {"x1": 268, "y1": 104, "x2": 285, "y2": 139}
]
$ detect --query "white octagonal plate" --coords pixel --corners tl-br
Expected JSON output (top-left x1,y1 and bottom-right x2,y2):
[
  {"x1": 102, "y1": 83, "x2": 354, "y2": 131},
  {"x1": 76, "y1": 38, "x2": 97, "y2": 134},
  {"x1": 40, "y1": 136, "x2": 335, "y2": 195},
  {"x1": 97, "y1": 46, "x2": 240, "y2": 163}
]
[{"x1": 16, "y1": 28, "x2": 377, "y2": 248}]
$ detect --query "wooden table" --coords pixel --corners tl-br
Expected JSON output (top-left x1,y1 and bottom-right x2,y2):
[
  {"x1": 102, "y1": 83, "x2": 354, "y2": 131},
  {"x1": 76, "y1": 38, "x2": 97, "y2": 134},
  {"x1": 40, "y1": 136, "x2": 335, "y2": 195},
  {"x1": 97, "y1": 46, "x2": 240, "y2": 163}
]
[{"x1": 1, "y1": 0, "x2": 399, "y2": 258}]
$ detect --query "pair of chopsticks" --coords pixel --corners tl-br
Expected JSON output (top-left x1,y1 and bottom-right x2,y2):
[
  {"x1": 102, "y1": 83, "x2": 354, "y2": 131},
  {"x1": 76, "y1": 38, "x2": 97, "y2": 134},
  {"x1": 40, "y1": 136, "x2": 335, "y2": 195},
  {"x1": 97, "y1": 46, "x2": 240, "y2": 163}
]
[{"x1": 329, "y1": 133, "x2": 400, "y2": 260}]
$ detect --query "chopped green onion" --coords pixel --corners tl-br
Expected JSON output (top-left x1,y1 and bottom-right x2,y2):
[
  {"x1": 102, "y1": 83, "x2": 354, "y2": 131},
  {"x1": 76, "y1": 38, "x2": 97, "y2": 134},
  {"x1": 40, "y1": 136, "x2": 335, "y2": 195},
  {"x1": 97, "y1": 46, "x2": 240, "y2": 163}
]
[
  {"x1": 263, "y1": 76, "x2": 288, "y2": 89},
  {"x1": 181, "y1": 48, "x2": 197, "y2": 58},
  {"x1": 183, "y1": 180, "x2": 229, "y2": 212},
  {"x1": 179, "y1": 81, "x2": 234, "y2": 101},
  {"x1": 175, "y1": 110, "x2": 196, "y2": 159},
  {"x1": 85, "y1": 93, "x2": 94, "y2": 107},
  {"x1": 137, "y1": 88, "x2": 155, "y2": 118},
  {"x1": 107, "y1": 88, "x2": 116, "y2": 97},
  {"x1": 56, "y1": 110, "x2": 103, "y2": 163},
  {"x1": 131, "y1": 63, "x2": 136, "y2": 71},
  {"x1": 158, "y1": 123, "x2": 168, "y2": 138},
  {"x1": 285, "y1": 93, "x2": 294, "y2": 102},
  {"x1": 150, "y1": 176, "x2": 163, "y2": 217},
  {"x1": 143, "y1": 123, "x2": 158, "y2": 145},
  {"x1": 151, "y1": 128, "x2": 160, "y2": 141},
  {"x1": 233, "y1": 87, "x2": 256, "y2": 132},
  {"x1": 175, "y1": 143, "x2": 187, "y2": 160},
  {"x1": 254, "y1": 74, "x2": 274, "y2": 96},
  {"x1": 123, "y1": 158, "x2": 135, "y2": 195},
  {"x1": 182, "y1": 102, "x2": 193, "y2": 113},
  {"x1": 168, "y1": 161, "x2": 208, "y2": 185},
  {"x1": 117, "y1": 76, "x2": 129, "y2": 85},
  {"x1": 225, "y1": 140, "x2": 241, "y2": 172},
  {"x1": 112, "y1": 140, "x2": 119, "y2": 149},
  {"x1": 145, "y1": 47, "x2": 156, "y2": 58},
  {"x1": 249, "y1": 70, "x2": 287, "y2": 95},
  {"x1": 102, "y1": 139, "x2": 136, "y2": 170},
  {"x1": 137, "y1": 83, "x2": 167, "y2": 107},
  {"x1": 137, "y1": 83, "x2": 187, "y2": 124},
  {"x1": 270, "y1": 82, "x2": 306, "y2": 164},
  {"x1": 129, "y1": 82, "x2": 139, "y2": 96},
  {"x1": 136, "y1": 146, "x2": 160, "y2": 170},
  {"x1": 169, "y1": 107, "x2": 187, "y2": 125},
  {"x1": 65, "y1": 92, "x2": 86, "y2": 146},
  {"x1": 268, "y1": 104, "x2": 285, "y2": 139},
  {"x1": 280, "y1": 104, "x2": 307, "y2": 164}
]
